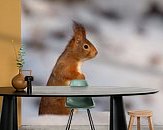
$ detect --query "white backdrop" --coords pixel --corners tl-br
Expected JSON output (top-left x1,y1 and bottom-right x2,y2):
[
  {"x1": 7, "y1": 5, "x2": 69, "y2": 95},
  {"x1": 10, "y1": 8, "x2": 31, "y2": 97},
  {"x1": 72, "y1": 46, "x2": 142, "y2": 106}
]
[{"x1": 22, "y1": 0, "x2": 163, "y2": 125}]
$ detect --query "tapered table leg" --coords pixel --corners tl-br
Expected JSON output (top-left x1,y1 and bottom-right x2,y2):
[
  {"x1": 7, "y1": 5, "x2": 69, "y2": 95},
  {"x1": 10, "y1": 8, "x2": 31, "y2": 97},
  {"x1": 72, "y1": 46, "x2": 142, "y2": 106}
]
[
  {"x1": 110, "y1": 96, "x2": 127, "y2": 130},
  {"x1": 0, "y1": 96, "x2": 18, "y2": 130}
]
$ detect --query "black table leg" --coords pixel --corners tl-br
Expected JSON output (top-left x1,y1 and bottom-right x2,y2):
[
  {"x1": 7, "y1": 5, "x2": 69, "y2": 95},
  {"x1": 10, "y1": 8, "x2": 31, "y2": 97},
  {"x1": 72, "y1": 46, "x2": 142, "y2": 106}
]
[
  {"x1": 0, "y1": 96, "x2": 18, "y2": 130},
  {"x1": 110, "y1": 96, "x2": 127, "y2": 130}
]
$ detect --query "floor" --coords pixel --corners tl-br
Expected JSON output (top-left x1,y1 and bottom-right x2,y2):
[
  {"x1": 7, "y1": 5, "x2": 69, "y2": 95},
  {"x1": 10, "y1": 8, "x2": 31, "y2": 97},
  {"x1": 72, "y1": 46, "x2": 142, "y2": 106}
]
[
  {"x1": 20, "y1": 111, "x2": 162, "y2": 130},
  {"x1": 20, "y1": 125, "x2": 163, "y2": 130}
]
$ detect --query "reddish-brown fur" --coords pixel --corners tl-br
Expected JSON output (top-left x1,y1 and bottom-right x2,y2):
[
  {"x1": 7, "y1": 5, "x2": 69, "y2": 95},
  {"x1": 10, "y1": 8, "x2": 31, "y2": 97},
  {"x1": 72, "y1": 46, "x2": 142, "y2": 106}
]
[{"x1": 39, "y1": 22, "x2": 98, "y2": 115}]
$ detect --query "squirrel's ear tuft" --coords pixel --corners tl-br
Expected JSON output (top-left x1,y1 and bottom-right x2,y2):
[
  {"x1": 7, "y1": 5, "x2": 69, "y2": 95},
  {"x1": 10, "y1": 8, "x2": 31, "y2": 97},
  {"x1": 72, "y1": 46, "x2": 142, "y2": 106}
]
[{"x1": 73, "y1": 21, "x2": 86, "y2": 40}]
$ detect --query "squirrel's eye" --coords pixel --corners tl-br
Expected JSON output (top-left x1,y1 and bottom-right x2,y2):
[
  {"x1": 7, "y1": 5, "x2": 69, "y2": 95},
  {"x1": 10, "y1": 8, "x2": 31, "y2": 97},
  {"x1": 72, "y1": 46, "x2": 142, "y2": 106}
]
[{"x1": 83, "y1": 44, "x2": 89, "y2": 50}]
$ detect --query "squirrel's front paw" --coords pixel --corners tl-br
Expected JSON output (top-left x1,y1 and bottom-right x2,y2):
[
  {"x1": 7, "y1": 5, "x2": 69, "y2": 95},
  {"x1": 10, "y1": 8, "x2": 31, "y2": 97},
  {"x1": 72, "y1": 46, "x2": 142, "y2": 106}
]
[{"x1": 77, "y1": 73, "x2": 85, "y2": 79}]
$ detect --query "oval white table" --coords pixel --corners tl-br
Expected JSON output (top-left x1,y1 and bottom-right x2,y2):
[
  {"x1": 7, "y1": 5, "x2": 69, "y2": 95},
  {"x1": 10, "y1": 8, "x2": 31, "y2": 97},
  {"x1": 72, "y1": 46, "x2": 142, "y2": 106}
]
[{"x1": 0, "y1": 86, "x2": 159, "y2": 130}]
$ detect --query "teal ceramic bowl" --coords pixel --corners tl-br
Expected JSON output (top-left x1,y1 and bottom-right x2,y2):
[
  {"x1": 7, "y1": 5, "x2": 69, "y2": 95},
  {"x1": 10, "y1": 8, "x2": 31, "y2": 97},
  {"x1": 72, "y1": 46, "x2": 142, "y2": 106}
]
[{"x1": 70, "y1": 79, "x2": 88, "y2": 87}]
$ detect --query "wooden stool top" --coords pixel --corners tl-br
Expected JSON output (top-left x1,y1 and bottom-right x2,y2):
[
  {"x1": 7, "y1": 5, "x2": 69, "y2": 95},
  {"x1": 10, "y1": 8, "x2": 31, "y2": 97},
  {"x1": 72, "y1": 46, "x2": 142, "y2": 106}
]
[{"x1": 128, "y1": 110, "x2": 152, "y2": 117}]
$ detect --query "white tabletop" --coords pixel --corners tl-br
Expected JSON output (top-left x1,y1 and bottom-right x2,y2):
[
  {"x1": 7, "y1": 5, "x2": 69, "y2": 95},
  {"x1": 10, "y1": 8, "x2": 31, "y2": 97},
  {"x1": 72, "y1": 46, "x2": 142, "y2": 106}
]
[
  {"x1": 32, "y1": 86, "x2": 158, "y2": 97},
  {"x1": 0, "y1": 86, "x2": 159, "y2": 97}
]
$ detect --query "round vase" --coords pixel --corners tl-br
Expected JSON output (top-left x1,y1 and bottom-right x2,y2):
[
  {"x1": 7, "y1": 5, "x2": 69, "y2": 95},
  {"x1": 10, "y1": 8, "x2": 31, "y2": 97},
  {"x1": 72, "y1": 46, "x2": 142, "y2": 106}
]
[{"x1": 12, "y1": 69, "x2": 27, "y2": 91}]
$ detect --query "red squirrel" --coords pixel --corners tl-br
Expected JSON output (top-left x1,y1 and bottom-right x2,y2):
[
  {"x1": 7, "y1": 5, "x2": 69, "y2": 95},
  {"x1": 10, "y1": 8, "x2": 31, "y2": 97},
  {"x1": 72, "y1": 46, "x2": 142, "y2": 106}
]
[{"x1": 39, "y1": 21, "x2": 98, "y2": 115}]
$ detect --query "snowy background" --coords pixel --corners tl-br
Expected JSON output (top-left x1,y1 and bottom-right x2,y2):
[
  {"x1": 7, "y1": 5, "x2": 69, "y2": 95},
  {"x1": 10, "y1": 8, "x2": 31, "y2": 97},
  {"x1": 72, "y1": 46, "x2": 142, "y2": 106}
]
[{"x1": 22, "y1": 0, "x2": 163, "y2": 125}]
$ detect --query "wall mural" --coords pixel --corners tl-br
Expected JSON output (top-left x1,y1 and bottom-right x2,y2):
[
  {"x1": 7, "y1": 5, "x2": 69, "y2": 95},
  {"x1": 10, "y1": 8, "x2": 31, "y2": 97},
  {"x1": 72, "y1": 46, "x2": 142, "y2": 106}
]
[{"x1": 22, "y1": 0, "x2": 163, "y2": 125}]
